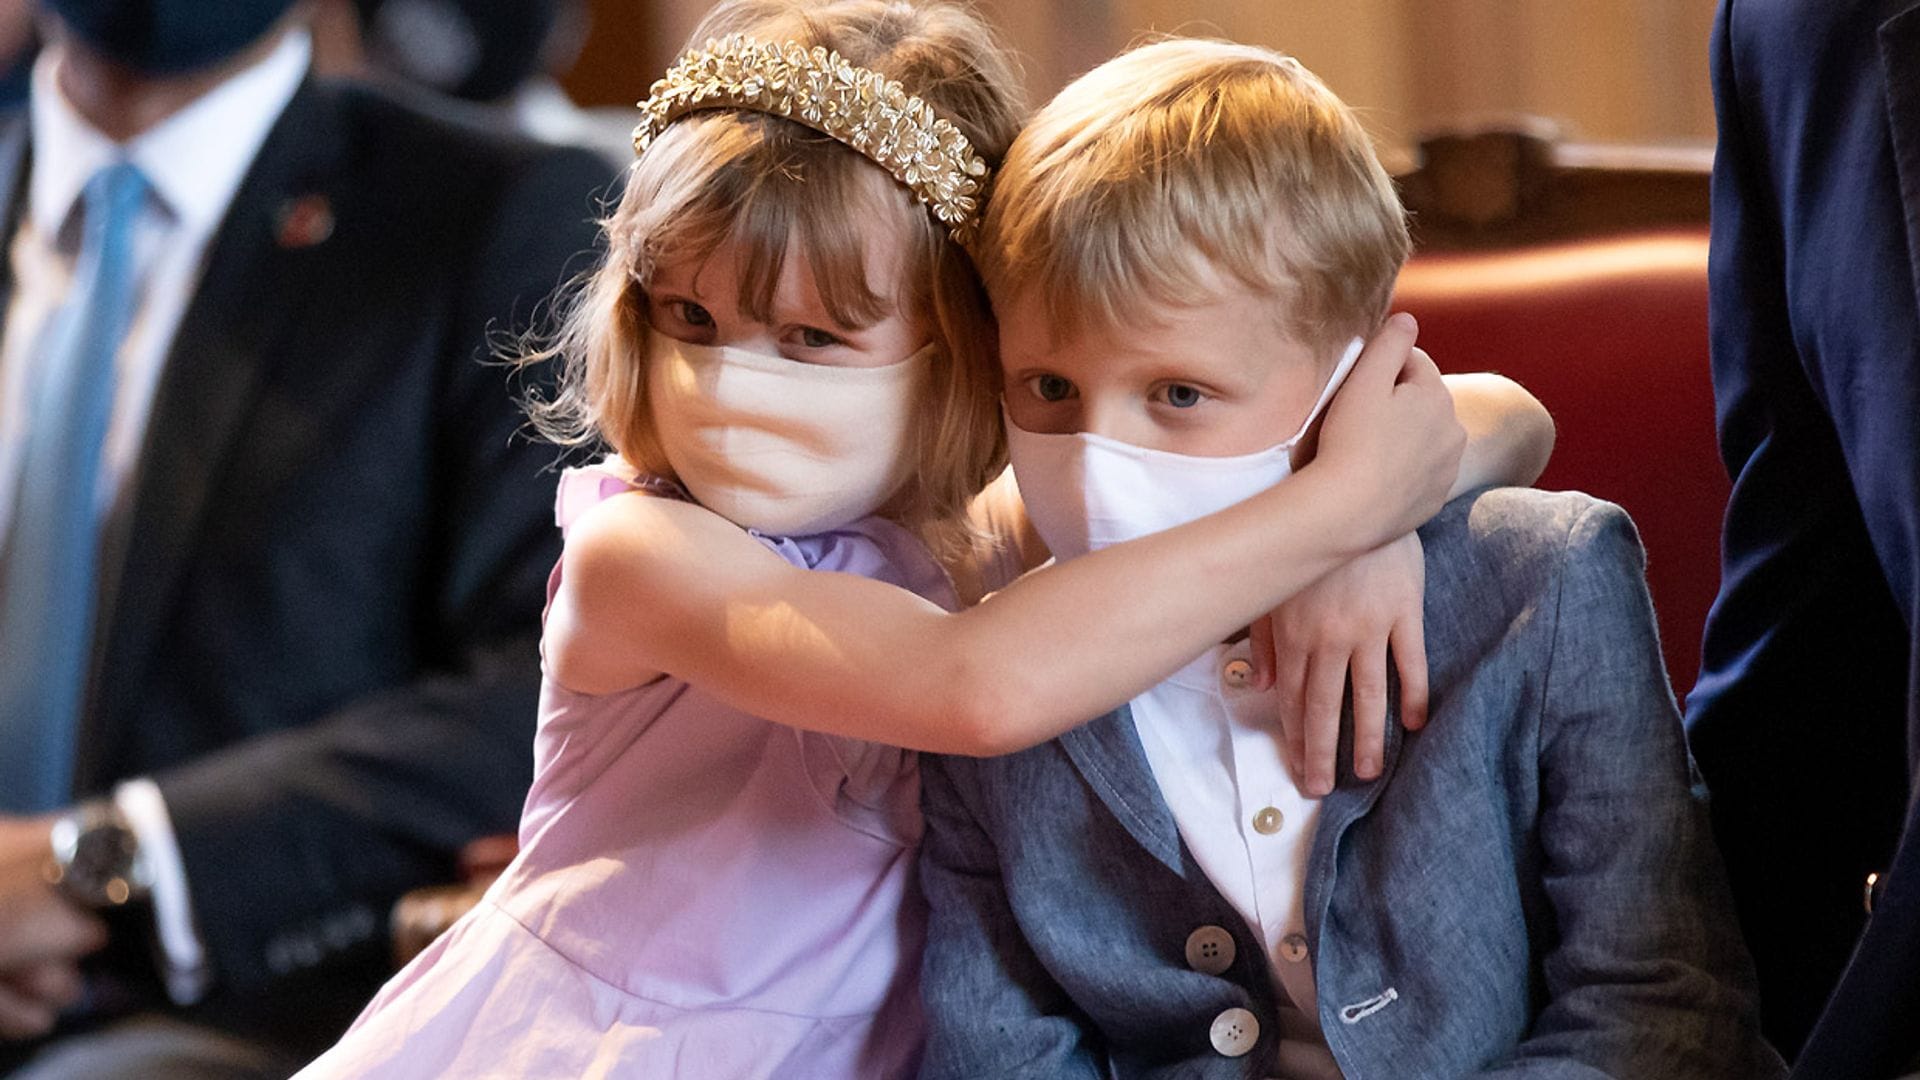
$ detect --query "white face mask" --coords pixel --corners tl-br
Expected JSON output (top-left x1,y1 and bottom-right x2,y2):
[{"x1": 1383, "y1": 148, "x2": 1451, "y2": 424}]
[
  {"x1": 1006, "y1": 337, "x2": 1363, "y2": 562},
  {"x1": 647, "y1": 337, "x2": 932, "y2": 535}
]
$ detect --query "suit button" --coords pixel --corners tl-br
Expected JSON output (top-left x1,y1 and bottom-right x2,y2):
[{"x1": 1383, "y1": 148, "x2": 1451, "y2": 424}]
[
  {"x1": 1210, "y1": 1007, "x2": 1260, "y2": 1057},
  {"x1": 1279, "y1": 932, "x2": 1310, "y2": 963},
  {"x1": 1252, "y1": 806, "x2": 1284, "y2": 835},
  {"x1": 1222, "y1": 658, "x2": 1254, "y2": 688},
  {"x1": 1184, "y1": 925, "x2": 1237, "y2": 975}
]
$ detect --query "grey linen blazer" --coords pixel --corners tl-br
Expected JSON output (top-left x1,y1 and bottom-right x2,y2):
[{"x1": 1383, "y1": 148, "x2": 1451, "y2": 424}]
[{"x1": 918, "y1": 487, "x2": 1787, "y2": 1079}]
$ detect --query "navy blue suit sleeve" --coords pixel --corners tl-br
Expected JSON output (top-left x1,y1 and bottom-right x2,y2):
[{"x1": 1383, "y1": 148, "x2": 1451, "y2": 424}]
[
  {"x1": 918, "y1": 753, "x2": 1107, "y2": 1079},
  {"x1": 1688, "y1": 0, "x2": 1920, "y2": 1062}
]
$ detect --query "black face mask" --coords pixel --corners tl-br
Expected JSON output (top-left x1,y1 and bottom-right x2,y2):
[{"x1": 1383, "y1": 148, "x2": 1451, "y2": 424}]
[{"x1": 42, "y1": 0, "x2": 301, "y2": 76}]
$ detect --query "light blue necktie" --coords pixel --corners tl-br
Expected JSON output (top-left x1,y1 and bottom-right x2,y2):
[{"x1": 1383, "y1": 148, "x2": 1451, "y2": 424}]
[{"x1": 0, "y1": 161, "x2": 149, "y2": 813}]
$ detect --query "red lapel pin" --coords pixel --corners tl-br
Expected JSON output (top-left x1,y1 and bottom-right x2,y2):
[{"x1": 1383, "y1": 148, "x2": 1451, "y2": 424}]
[{"x1": 275, "y1": 194, "x2": 335, "y2": 249}]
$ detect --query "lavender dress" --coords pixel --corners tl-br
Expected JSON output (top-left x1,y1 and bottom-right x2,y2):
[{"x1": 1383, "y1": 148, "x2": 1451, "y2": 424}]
[{"x1": 296, "y1": 463, "x2": 960, "y2": 1078}]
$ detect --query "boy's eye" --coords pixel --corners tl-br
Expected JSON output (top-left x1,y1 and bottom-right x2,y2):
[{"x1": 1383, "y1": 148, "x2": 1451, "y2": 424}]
[
  {"x1": 1160, "y1": 383, "x2": 1204, "y2": 409},
  {"x1": 797, "y1": 326, "x2": 842, "y2": 349},
  {"x1": 1029, "y1": 374, "x2": 1075, "y2": 402},
  {"x1": 675, "y1": 301, "x2": 714, "y2": 328}
]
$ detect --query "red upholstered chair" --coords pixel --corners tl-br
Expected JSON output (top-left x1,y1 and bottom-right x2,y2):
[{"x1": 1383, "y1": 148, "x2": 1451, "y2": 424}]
[{"x1": 1392, "y1": 127, "x2": 1718, "y2": 695}]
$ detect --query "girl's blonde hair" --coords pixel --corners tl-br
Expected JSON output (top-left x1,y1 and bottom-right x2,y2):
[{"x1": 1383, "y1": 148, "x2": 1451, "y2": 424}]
[
  {"x1": 525, "y1": 0, "x2": 1024, "y2": 555},
  {"x1": 980, "y1": 38, "x2": 1410, "y2": 359}
]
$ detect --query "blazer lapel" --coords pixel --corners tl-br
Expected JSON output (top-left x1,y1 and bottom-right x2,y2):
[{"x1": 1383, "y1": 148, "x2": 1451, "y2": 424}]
[
  {"x1": 1879, "y1": 1, "x2": 1920, "y2": 320},
  {"x1": 1059, "y1": 703, "x2": 1188, "y2": 875},
  {"x1": 86, "y1": 81, "x2": 345, "y2": 755},
  {"x1": 1063, "y1": 675, "x2": 1404, "y2": 883},
  {"x1": 1303, "y1": 676, "x2": 1404, "y2": 947}
]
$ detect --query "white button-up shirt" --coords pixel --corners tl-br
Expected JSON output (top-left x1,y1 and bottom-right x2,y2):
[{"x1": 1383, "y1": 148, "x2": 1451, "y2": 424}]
[
  {"x1": 1133, "y1": 639, "x2": 1344, "y2": 1080},
  {"x1": 0, "y1": 29, "x2": 311, "y2": 1005}
]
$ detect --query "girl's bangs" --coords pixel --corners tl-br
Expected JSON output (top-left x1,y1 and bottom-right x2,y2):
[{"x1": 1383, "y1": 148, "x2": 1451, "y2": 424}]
[{"x1": 642, "y1": 115, "x2": 901, "y2": 333}]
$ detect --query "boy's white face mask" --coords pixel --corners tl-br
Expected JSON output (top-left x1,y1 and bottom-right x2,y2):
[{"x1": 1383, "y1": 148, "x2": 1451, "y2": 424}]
[
  {"x1": 648, "y1": 337, "x2": 932, "y2": 535},
  {"x1": 1006, "y1": 337, "x2": 1363, "y2": 562}
]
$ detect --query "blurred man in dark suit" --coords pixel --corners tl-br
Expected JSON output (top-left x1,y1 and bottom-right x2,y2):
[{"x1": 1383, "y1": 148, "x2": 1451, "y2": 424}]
[
  {"x1": 0, "y1": 1, "x2": 612, "y2": 1075},
  {"x1": 1689, "y1": 0, "x2": 1920, "y2": 1074}
]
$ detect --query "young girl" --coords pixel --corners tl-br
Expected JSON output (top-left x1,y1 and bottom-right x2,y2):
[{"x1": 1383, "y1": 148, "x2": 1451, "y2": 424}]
[{"x1": 297, "y1": 2, "x2": 1544, "y2": 1076}]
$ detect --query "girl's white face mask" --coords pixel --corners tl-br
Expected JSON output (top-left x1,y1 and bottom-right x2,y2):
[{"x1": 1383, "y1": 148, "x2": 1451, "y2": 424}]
[
  {"x1": 1006, "y1": 337, "x2": 1363, "y2": 563},
  {"x1": 648, "y1": 337, "x2": 932, "y2": 535}
]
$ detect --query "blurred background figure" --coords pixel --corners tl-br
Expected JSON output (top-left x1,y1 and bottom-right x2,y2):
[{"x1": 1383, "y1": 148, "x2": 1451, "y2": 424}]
[
  {"x1": 0, "y1": 0, "x2": 612, "y2": 1077},
  {"x1": 350, "y1": 0, "x2": 576, "y2": 103},
  {"x1": 309, "y1": 0, "x2": 635, "y2": 160}
]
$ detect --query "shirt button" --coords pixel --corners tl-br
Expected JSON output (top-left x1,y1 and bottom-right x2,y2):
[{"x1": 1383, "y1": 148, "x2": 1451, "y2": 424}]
[
  {"x1": 1209, "y1": 1007, "x2": 1260, "y2": 1057},
  {"x1": 1222, "y1": 658, "x2": 1254, "y2": 688},
  {"x1": 1252, "y1": 806, "x2": 1284, "y2": 835},
  {"x1": 1183, "y1": 925, "x2": 1237, "y2": 976},
  {"x1": 1280, "y1": 932, "x2": 1310, "y2": 963}
]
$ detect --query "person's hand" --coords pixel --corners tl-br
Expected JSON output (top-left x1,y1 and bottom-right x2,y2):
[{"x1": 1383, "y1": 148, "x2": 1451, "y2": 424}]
[
  {"x1": 1248, "y1": 532, "x2": 1429, "y2": 796},
  {"x1": 0, "y1": 961, "x2": 85, "y2": 1041},
  {"x1": 1312, "y1": 314, "x2": 1466, "y2": 547},
  {"x1": 0, "y1": 815, "x2": 107, "y2": 1041}
]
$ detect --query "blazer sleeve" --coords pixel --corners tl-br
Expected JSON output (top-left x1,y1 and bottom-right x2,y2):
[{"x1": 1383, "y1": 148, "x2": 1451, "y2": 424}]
[
  {"x1": 1469, "y1": 501, "x2": 1786, "y2": 1080},
  {"x1": 918, "y1": 753, "x2": 1108, "y2": 1079},
  {"x1": 151, "y1": 142, "x2": 615, "y2": 995}
]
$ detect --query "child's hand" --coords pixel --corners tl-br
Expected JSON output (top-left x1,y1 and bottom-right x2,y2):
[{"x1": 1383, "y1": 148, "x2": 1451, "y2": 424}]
[
  {"x1": 1247, "y1": 532, "x2": 1428, "y2": 796},
  {"x1": 1312, "y1": 314, "x2": 1465, "y2": 547}
]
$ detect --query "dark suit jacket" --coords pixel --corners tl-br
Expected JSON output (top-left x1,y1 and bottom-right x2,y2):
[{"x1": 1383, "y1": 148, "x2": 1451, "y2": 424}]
[
  {"x1": 0, "y1": 77, "x2": 613, "y2": 1048},
  {"x1": 922, "y1": 490, "x2": 1782, "y2": 1080},
  {"x1": 1687, "y1": 1, "x2": 1920, "y2": 1073}
]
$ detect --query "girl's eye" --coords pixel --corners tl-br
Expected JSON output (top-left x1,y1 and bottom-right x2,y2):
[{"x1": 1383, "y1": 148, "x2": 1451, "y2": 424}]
[
  {"x1": 797, "y1": 326, "x2": 842, "y2": 349},
  {"x1": 1029, "y1": 374, "x2": 1075, "y2": 402},
  {"x1": 1160, "y1": 384, "x2": 1204, "y2": 409},
  {"x1": 676, "y1": 301, "x2": 714, "y2": 328}
]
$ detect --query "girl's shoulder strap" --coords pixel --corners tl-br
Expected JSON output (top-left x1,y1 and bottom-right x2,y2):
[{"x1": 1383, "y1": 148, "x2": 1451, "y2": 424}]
[{"x1": 555, "y1": 457, "x2": 691, "y2": 539}]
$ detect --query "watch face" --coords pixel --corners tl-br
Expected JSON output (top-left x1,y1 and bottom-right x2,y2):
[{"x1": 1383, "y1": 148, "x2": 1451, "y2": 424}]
[
  {"x1": 50, "y1": 810, "x2": 149, "y2": 908},
  {"x1": 70, "y1": 823, "x2": 142, "y2": 904}
]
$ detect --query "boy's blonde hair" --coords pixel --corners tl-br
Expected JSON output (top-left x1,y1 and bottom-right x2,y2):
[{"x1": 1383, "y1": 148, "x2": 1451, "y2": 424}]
[
  {"x1": 526, "y1": 0, "x2": 1023, "y2": 553},
  {"x1": 980, "y1": 38, "x2": 1409, "y2": 359}
]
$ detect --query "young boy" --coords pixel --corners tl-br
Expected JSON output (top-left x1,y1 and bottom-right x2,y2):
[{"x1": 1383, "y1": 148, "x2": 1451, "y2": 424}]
[{"x1": 916, "y1": 39, "x2": 1786, "y2": 1079}]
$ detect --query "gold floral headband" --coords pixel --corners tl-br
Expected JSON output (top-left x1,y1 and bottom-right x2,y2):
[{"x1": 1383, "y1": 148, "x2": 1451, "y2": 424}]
[{"x1": 631, "y1": 34, "x2": 991, "y2": 248}]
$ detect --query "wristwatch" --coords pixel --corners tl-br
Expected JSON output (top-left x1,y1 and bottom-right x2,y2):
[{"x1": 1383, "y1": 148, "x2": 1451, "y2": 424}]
[{"x1": 45, "y1": 800, "x2": 153, "y2": 908}]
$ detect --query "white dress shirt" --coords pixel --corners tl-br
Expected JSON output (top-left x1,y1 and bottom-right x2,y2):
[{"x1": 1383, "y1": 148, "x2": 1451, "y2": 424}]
[
  {"x1": 0, "y1": 30, "x2": 312, "y2": 1005},
  {"x1": 1132, "y1": 640, "x2": 1344, "y2": 1080}
]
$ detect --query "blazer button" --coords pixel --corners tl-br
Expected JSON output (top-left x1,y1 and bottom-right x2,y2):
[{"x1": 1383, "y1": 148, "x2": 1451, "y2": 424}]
[
  {"x1": 1184, "y1": 925, "x2": 1237, "y2": 975},
  {"x1": 1210, "y1": 1007, "x2": 1260, "y2": 1057}
]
